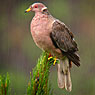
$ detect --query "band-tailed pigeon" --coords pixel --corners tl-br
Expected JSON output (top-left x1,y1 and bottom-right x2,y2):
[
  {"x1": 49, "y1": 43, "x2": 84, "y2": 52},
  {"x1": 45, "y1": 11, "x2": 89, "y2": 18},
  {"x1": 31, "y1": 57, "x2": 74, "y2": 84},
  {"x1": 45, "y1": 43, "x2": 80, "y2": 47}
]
[{"x1": 25, "y1": 2, "x2": 80, "y2": 92}]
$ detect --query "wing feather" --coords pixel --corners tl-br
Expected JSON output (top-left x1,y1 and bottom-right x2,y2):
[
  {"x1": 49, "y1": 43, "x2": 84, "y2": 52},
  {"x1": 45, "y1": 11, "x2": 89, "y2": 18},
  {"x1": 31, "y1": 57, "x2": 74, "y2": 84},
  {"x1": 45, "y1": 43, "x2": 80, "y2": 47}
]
[
  {"x1": 50, "y1": 20, "x2": 80, "y2": 66},
  {"x1": 51, "y1": 20, "x2": 78, "y2": 52}
]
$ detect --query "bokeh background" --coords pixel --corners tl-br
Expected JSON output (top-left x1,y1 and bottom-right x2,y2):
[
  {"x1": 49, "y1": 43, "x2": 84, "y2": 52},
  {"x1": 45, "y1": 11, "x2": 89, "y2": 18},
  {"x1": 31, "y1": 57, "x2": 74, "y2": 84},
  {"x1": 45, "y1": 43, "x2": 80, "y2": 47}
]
[{"x1": 0, "y1": 0, "x2": 95, "y2": 95}]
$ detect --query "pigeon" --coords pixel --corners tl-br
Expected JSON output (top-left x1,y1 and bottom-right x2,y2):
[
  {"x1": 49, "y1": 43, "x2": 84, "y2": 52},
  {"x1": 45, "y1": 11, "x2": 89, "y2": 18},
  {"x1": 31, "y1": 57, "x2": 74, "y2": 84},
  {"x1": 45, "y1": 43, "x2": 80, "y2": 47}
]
[{"x1": 25, "y1": 2, "x2": 80, "y2": 92}]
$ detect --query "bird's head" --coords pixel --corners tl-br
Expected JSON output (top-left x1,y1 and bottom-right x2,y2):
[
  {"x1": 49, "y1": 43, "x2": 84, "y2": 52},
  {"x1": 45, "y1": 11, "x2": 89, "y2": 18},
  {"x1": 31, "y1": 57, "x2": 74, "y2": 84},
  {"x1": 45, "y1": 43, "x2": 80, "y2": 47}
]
[{"x1": 25, "y1": 3, "x2": 49, "y2": 14}]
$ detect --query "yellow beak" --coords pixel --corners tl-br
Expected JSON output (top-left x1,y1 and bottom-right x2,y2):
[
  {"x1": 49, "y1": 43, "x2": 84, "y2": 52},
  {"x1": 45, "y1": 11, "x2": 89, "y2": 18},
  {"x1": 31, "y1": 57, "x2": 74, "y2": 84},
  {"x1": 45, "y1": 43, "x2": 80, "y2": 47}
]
[{"x1": 25, "y1": 7, "x2": 31, "y2": 13}]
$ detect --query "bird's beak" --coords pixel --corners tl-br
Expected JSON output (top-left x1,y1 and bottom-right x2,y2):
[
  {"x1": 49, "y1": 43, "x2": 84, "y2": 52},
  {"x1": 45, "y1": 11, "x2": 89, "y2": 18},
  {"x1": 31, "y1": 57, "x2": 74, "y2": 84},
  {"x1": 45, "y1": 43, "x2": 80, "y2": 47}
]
[{"x1": 25, "y1": 7, "x2": 32, "y2": 13}]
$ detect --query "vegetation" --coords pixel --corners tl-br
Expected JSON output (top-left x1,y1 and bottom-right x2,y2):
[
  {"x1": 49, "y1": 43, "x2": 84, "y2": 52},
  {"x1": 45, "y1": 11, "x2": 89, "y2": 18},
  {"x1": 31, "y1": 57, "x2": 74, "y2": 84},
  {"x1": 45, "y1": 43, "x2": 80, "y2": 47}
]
[
  {"x1": 0, "y1": 73, "x2": 10, "y2": 95},
  {"x1": 27, "y1": 52, "x2": 58, "y2": 95},
  {"x1": 0, "y1": 52, "x2": 59, "y2": 95}
]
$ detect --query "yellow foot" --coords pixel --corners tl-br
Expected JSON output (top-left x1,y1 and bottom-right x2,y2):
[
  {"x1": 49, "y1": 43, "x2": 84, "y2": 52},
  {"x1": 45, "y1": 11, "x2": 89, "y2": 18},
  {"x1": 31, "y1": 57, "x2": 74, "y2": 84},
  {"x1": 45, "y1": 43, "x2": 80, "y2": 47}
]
[
  {"x1": 53, "y1": 58, "x2": 57, "y2": 66},
  {"x1": 48, "y1": 56, "x2": 57, "y2": 66},
  {"x1": 48, "y1": 56, "x2": 53, "y2": 60}
]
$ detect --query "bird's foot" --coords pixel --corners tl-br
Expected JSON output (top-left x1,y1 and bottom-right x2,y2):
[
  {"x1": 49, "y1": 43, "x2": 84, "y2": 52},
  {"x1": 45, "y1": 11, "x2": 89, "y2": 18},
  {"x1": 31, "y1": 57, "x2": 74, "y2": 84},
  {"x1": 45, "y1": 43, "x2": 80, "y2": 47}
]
[
  {"x1": 53, "y1": 57, "x2": 57, "y2": 66},
  {"x1": 48, "y1": 56, "x2": 57, "y2": 66},
  {"x1": 48, "y1": 56, "x2": 53, "y2": 60},
  {"x1": 48, "y1": 54, "x2": 59, "y2": 65}
]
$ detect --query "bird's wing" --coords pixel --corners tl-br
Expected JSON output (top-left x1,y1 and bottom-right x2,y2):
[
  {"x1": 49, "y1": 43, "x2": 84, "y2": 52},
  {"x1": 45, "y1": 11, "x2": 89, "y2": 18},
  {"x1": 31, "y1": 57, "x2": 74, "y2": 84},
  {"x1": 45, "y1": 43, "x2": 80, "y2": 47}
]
[
  {"x1": 50, "y1": 20, "x2": 80, "y2": 66},
  {"x1": 50, "y1": 20, "x2": 78, "y2": 52}
]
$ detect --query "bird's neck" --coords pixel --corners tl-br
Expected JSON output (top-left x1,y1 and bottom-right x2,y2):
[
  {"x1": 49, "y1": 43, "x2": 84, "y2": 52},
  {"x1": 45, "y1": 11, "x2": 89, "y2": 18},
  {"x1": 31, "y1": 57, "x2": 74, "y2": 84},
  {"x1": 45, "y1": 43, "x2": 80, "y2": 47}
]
[
  {"x1": 31, "y1": 12, "x2": 55, "y2": 28},
  {"x1": 34, "y1": 12, "x2": 48, "y2": 18}
]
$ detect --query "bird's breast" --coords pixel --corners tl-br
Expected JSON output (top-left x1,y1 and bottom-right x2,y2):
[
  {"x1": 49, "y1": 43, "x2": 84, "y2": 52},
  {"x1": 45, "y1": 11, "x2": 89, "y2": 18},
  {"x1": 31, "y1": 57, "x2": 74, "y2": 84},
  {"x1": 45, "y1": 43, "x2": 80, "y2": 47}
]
[{"x1": 30, "y1": 16, "x2": 53, "y2": 51}]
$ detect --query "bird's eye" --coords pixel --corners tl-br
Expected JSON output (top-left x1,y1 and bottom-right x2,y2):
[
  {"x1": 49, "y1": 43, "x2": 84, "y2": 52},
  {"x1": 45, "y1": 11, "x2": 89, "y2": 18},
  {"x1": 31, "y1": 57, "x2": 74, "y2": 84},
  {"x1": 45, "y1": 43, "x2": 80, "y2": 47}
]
[{"x1": 34, "y1": 5, "x2": 38, "y2": 8}]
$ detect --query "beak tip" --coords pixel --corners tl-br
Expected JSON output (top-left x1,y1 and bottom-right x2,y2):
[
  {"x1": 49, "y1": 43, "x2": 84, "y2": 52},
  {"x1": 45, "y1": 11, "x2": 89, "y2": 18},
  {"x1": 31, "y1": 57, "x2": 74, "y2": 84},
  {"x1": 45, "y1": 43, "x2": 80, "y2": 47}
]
[{"x1": 25, "y1": 8, "x2": 31, "y2": 13}]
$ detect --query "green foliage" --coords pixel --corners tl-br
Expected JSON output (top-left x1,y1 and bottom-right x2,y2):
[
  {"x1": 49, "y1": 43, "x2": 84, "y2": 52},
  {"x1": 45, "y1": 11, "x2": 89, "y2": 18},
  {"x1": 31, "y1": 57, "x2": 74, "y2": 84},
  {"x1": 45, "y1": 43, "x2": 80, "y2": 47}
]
[
  {"x1": 0, "y1": 73, "x2": 10, "y2": 95},
  {"x1": 27, "y1": 52, "x2": 58, "y2": 95},
  {"x1": 0, "y1": 52, "x2": 59, "y2": 95}
]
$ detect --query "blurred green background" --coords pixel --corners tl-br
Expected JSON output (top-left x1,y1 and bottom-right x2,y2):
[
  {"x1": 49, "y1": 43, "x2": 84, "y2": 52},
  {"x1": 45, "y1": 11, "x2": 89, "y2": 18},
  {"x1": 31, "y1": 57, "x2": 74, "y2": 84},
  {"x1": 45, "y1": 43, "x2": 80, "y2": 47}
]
[{"x1": 0, "y1": 0, "x2": 95, "y2": 95}]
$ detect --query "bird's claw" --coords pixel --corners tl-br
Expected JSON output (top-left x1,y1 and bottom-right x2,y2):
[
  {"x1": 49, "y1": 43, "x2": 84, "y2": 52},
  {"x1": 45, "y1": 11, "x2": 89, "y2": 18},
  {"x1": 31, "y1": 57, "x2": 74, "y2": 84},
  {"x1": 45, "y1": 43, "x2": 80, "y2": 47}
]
[
  {"x1": 48, "y1": 57, "x2": 53, "y2": 60},
  {"x1": 53, "y1": 58, "x2": 56, "y2": 66},
  {"x1": 48, "y1": 56, "x2": 58, "y2": 66}
]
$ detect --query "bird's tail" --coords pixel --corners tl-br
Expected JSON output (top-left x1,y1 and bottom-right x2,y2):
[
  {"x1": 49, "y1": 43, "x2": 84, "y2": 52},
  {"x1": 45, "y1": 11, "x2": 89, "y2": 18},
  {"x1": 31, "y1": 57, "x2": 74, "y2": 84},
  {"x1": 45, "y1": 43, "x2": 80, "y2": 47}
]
[
  {"x1": 66, "y1": 52, "x2": 80, "y2": 67},
  {"x1": 57, "y1": 58, "x2": 72, "y2": 92}
]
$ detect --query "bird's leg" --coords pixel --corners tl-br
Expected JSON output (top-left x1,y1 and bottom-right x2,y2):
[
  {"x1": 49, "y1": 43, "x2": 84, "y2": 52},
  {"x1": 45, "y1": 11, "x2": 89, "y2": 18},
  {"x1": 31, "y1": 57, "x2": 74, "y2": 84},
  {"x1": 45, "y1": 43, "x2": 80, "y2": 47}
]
[{"x1": 48, "y1": 53, "x2": 58, "y2": 66}]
